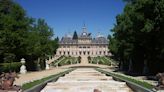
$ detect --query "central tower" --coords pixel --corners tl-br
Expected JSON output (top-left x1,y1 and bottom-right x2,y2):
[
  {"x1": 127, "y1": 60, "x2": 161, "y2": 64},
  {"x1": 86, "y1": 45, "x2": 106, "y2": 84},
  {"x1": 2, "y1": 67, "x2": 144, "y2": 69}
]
[{"x1": 78, "y1": 24, "x2": 92, "y2": 44}]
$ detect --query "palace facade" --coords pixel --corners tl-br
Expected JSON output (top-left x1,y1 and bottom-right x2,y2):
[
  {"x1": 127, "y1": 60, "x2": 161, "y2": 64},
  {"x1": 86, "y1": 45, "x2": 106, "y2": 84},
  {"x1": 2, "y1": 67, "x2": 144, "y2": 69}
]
[{"x1": 56, "y1": 25, "x2": 110, "y2": 57}]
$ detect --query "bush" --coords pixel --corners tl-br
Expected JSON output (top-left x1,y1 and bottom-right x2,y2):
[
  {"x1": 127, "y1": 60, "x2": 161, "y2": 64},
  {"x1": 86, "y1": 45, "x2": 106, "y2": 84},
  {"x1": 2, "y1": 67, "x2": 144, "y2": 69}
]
[
  {"x1": 0, "y1": 62, "x2": 21, "y2": 73},
  {"x1": 26, "y1": 60, "x2": 38, "y2": 71}
]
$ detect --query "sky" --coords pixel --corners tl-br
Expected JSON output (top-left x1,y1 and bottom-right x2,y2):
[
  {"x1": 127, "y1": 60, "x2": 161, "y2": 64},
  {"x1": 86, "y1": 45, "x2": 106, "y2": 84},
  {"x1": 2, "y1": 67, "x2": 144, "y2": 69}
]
[{"x1": 15, "y1": 0, "x2": 125, "y2": 39}]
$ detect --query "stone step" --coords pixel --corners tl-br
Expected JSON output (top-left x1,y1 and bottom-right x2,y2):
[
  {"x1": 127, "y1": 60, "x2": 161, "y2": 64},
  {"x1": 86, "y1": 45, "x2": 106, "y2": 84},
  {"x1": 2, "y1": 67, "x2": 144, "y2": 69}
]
[
  {"x1": 69, "y1": 71, "x2": 102, "y2": 74},
  {"x1": 46, "y1": 81, "x2": 127, "y2": 89},
  {"x1": 65, "y1": 73, "x2": 106, "y2": 76},
  {"x1": 41, "y1": 68, "x2": 132, "y2": 92},
  {"x1": 41, "y1": 86, "x2": 131, "y2": 92},
  {"x1": 57, "y1": 76, "x2": 113, "y2": 81}
]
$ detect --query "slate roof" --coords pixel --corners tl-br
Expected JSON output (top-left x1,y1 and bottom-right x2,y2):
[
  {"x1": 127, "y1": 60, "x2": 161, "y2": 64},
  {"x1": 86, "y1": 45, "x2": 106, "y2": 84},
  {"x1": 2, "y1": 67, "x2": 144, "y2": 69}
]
[
  {"x1": 60, "y1": 36, "x2": 108, "y2": 44},
  {"x1": 59, "y1": 27, "x2": 108, "y2": 44}
]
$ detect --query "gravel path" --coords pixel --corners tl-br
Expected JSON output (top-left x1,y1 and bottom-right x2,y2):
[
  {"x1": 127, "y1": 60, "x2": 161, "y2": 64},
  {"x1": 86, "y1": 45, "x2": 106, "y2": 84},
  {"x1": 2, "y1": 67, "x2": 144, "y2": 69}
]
[{"x1": 14, "y1": 68, "x2": 67, "y2": 86}]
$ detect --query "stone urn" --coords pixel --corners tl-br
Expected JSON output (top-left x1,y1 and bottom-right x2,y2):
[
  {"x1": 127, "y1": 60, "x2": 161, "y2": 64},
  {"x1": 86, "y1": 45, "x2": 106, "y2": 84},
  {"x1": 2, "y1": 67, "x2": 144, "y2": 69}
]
[{"x1": 20, "y1": 58, "x2": 27, "y2": 74}]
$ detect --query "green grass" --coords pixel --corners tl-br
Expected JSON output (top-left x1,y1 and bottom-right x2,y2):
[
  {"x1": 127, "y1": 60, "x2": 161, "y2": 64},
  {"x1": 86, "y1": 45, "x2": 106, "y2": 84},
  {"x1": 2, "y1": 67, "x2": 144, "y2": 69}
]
[
  {"x1": 96, "y1": 68, "x2": 154, "y2": 89},
  {"x1": 22, "y1": 68, "x2": 74, "y2": 90}
]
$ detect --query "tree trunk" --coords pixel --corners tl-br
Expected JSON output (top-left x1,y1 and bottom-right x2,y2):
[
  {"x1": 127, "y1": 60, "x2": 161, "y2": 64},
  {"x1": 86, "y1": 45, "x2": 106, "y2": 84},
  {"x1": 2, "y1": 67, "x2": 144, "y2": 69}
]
[
  {"x1": 128, "y1": 59, "x2": 133, "y2": 72},
  {"x1": 120, "y1": 61, "x2": 123, "y2": 70},
  {"x1": 143, "y1": 60, "x2": 149, "y2": 75}
]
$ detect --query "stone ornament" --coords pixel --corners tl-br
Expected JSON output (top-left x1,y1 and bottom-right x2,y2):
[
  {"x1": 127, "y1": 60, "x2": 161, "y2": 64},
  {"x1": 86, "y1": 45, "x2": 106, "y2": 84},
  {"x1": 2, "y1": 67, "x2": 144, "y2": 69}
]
[
  {"x1": 45, "y1": 59, "x2": 50, "y2": 70},
  {"x1": 20, "y1": 58, "x2": 27, "y2": 74}
]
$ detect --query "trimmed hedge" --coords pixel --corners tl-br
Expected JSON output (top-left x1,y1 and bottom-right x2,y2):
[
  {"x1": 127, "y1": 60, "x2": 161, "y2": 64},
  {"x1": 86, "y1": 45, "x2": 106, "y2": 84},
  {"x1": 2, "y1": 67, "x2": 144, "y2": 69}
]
[
  {"x1": 53, "y1": 56, "x2": 79, "y2": 66},
  {"x1": 0, "y1": 62, "x2": 21, "y2": 73}
]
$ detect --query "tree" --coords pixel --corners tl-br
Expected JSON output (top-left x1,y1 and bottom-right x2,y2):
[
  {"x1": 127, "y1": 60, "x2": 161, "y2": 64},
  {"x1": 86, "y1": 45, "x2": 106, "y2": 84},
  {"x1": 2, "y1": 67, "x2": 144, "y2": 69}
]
[
  {"x1": 0, "y1": 0, "x2": 30, "y2": 63},
  {"x1": 0, "y1": 0, "x2": 59, "y2": 71},
  {"x1": 72, "y1": 30, "x2": 78, "y2": 39},
  {"x1": 109, "y1": 0, "x2": 164, "y2": 75},
  {"x1": 25, "y1": 18, "x2": 58, "y2": 70}
]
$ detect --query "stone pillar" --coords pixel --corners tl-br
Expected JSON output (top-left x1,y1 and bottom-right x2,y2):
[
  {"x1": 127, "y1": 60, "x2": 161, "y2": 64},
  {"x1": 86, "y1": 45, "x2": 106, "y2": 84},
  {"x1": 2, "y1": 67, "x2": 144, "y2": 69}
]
[
  {"x1": 45, "y1": 59, "x2": 50, "y2": 70},
  {"x1": 20, "y1": 58, "x2": 27, "y2": 74}
]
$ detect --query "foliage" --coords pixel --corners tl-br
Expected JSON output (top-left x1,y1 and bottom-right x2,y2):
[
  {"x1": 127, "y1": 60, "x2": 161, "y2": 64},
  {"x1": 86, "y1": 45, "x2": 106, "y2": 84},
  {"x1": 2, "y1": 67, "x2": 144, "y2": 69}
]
[
  {"x1": 109, "y1": 0, "x2": 164, "y2": 75},
  {"x1": 0, "y1": 62, "x2": 21, "y2": 73},
  {"x1": 53, "y1": 56, "x2": 79, "y2": 66},
  {"x1": 89, "y1": 56, "x2": 115, "y2": 66},
  {"x1": 0, "y1": 0, "x2": 59, "y2": 71}
]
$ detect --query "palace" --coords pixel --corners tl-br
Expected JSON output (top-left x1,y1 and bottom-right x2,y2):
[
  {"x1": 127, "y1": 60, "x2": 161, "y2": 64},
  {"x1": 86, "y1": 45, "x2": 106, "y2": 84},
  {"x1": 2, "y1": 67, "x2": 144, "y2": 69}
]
[{"x1": 56, "y1": 25, "x2": 110, "y2": 57}]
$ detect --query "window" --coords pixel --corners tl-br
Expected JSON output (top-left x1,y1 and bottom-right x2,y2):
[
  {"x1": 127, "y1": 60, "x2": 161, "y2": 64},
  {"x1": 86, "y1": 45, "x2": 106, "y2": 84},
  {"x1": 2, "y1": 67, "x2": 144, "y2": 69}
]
[
  {"x1": 88, "y1": 51, "x2": 90, "y2": 55},
  {"x1": 83, "y1": 51, "x2": 86, "y2": 55}
]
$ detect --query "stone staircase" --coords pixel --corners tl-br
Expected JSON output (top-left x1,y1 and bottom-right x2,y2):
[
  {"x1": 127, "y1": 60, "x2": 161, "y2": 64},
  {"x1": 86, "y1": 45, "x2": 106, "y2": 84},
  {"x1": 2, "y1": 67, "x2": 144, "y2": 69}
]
[
  {"x1": 80, "y1": 56, "x2": 89, "y2": 64},
  {"x1": 41, "y1": 68, "x2": 133, "y2": 92}
]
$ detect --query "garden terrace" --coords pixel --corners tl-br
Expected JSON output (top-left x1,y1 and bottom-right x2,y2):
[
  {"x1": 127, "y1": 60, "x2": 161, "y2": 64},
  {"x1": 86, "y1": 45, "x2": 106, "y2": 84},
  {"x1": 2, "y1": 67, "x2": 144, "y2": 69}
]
[
  {"x1": 88, "y1": 56, "x2": 118, "y2": 66},
  {"x1": 51, "y1": 56, "x2": 80, "y2": 67}
]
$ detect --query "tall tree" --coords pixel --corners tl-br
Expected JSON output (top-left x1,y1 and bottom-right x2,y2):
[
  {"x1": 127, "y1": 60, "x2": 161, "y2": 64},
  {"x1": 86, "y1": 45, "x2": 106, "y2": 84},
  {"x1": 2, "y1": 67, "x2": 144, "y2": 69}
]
[
  {"x1": 0, "y1": 0, "x2": 30, "y2": 63},
  {"x1": 110, "y1": 0, "x2": 164, "y2": 75},
  {"x1": 0, "y1": 0, "x2": 59, "y2": 71}
]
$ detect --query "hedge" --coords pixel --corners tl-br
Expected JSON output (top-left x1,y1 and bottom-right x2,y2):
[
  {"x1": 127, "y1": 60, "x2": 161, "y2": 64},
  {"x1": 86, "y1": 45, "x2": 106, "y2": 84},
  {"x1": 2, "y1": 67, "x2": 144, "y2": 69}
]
[{"x1": 0, "y1": 62, "x2": 21, "y2": 73}]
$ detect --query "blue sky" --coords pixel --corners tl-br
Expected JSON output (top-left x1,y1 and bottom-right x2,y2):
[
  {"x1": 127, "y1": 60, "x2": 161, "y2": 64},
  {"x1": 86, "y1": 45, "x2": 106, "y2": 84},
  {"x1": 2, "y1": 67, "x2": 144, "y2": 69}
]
[{"x1": 15, "y1": 0, "x2": 125, "y2": 38}]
